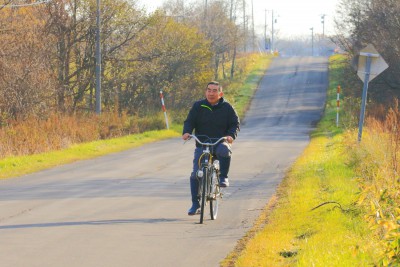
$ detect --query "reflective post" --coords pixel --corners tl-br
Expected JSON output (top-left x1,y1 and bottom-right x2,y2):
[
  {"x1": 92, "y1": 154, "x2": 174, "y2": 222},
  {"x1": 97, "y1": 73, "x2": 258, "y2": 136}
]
[
  {"x1": 160, "y1": 90, "x2": 169, "y2": 130},
  {"x1": 336, "y1": 85, "x2": 341, "y2": 127}
]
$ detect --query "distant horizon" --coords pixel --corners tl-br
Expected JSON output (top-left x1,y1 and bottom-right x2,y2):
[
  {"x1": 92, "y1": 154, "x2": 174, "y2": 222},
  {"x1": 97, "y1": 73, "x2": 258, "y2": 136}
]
[{"x1": 137, "y1": 0, "x2": 340, "y2": 39}]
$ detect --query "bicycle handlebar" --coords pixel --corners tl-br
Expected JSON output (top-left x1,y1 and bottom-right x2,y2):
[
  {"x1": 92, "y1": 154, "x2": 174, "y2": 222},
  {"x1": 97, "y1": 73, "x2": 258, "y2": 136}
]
[{"x1": 189, "y1": 135, "x2": 226, "y2": 146}]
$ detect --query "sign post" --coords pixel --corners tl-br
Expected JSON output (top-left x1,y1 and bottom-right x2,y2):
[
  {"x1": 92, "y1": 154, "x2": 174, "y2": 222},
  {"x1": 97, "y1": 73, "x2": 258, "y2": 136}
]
[{"x1": 356, "y1": 44, "x2": 388, "y2": 142}]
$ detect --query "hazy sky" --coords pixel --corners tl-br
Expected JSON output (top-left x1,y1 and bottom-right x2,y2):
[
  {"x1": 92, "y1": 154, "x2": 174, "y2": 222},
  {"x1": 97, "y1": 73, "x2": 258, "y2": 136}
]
[{"x1": 137, "y1": 0, "x2": 340, "y2": 38}]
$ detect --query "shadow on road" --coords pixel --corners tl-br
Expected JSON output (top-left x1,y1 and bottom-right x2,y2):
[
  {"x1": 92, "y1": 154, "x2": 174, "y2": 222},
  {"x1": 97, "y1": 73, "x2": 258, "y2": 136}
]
[
  {"x1": 0, "y1": 177, "x2": 188, "y2": 200},
  {"x1": 0, "y1": 218, "x2": 183, "y2": 230}
]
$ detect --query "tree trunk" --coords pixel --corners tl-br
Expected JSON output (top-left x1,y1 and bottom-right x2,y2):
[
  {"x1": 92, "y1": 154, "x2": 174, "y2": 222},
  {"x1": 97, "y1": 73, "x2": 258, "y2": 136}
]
[
  {"x1": 222, "y1": 53, "x2": 226, "y2": 80},
  {"x1": 214, "y1": 54, "x2": 219, "y2": 80},
  {"x1": 230, "y1": 45, "x2": 237, "y2": 80}
]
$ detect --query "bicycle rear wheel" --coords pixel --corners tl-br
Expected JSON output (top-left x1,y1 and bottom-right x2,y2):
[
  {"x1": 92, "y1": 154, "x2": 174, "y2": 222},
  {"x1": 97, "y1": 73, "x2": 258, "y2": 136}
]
[
  {"x1": 210, "y1": 168, "x2": 220, "y2": 220},
  {"x1": 199, "y1": 166, "x2": 208, "y2": 224}
]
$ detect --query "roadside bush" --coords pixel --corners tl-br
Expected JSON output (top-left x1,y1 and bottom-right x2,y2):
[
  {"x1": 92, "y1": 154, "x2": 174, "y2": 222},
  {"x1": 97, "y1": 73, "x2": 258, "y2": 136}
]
[{"x1": 344, "y1": 100, "x2": 400, "y2": 266}]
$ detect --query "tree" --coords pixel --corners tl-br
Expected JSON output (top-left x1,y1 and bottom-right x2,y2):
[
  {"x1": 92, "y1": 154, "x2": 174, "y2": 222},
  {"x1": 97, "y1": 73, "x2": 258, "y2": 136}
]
[
  {"x1": 334, "y1": 0, "x2": 400, "y2": 92},
  {"x1": 106, "y1": 11, "x2": 213, "y2": 113},
  {"x1": 0, "y1": 0, "x2": 239, "y2": 121},
  {"x1": 0, "y1": 6, "x2": 55, "y2": 120},
  {"x1": 42, "y1": 0, "x2": 149, "y2": 113},
  {"x1": 166, "y1": 0, "x2": 242, "y2": 80}
]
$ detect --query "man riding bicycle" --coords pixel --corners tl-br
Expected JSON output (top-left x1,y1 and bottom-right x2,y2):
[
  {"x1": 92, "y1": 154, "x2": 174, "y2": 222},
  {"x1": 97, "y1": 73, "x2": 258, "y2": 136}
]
[{"x1": 182, "y1": 81, "x2": 240, "y2": 215}]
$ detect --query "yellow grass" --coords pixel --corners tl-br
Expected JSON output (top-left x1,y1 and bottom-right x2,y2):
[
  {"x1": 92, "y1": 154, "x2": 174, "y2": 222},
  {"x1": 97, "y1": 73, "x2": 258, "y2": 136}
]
[{"x1": 226, "y1": 135, "x2": 379, "y2": 267}]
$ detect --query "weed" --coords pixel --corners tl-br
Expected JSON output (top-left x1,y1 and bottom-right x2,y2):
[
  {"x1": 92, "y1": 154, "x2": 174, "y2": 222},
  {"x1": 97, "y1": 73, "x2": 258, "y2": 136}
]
[{"x1": 345, "y1": 99, "x2": 400, "y2": 266}]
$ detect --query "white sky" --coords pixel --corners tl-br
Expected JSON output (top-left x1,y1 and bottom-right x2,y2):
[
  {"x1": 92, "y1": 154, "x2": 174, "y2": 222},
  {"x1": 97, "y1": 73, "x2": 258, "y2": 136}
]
[{"x1": 137, "y1": 0, "x2": 340, "y2": 38}]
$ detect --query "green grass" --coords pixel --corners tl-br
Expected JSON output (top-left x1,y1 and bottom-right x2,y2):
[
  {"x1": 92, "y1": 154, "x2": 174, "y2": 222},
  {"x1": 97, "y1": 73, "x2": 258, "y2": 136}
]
[
  {"x1": 227, "y1": 135, "x2": 379, "y2": 266},
  {"x1": 312, "y1": 55, "x2": 346, "y2": 138},
  {"x1": 221, "y1": 54, "x2": 381, "y2": 266},
  {"x1": 0, "y1": 129, "x2": 180, "y2": 179}
]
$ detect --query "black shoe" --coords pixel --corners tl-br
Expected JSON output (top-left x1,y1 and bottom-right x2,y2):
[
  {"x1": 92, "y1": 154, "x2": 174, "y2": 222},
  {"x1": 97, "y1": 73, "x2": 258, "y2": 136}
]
[
  {"x1": 188, "y1": 202, "x2": 200, "y2": 215},
  {"x1": 219, "y1": 177, "x2": 229, "y2": 187}
]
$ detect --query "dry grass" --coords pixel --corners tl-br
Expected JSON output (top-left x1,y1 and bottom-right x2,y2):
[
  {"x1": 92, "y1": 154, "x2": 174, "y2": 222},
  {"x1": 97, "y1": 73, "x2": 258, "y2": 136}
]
[
  {"x1": 0, "y1": 111, "x2": 166, "y2": 159},
  {"x1": 344, "y1": 100, "x2": 400, "y2": 266}
]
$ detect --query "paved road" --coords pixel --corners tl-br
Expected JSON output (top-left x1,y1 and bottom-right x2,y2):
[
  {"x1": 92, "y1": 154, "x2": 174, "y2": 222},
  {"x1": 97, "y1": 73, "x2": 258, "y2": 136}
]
[{"x1": 0, "y1": 57, "x2": 328, "y2": 267}]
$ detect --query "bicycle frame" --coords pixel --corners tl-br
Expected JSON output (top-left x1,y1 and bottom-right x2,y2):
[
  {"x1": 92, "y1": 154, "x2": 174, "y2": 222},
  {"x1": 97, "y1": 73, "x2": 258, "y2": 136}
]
[{"x1": 189, "y1": 135, "x2": 226, "y2": 224}]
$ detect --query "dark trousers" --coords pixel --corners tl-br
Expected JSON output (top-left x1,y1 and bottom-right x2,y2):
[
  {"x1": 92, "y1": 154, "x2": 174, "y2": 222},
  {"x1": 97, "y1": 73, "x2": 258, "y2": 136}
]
[{"x1": 189, "y1": 142, "x2": 231, "y2": 205}]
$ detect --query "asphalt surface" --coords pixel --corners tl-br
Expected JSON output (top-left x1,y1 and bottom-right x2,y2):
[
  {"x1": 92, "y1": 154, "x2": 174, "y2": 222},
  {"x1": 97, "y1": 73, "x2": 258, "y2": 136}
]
[{"x1": 0, "y1": 56, "x2": 328, "y2": 267}]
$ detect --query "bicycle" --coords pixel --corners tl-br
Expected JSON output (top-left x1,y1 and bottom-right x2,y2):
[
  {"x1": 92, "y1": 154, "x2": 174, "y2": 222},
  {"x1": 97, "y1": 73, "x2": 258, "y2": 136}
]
[{"x1": 188, "y1": 135, "x2": 226, "y2": 224}]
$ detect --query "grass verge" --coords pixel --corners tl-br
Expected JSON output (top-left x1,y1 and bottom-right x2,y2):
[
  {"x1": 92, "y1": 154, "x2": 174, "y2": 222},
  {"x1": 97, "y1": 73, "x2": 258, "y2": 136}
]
[
  {"x1": 0, "y1": 129, "x2": 180, "y2": 179},
  {"x1": 226, "y1": 134, "x2": 379, "y2": 266},
  {"x1": 221, "y1": 54, "x2": 380, "y2": 266}
]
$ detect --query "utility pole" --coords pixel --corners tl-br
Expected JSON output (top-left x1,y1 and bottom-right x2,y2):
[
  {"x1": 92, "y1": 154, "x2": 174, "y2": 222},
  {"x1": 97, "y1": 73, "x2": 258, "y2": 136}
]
[
  {"x1": 204, "y1": 0, "x2": 208, "y2": 19},
  {"x1": 310, "y1": 27, "x2": 314, "y2": 56},
  {"x1": 230, "y1": 0, "x2": 237, "y2": 79},
  {"x1": 271, "y1": 9, "x2": 274, "y2": 53},
  {"x1": 95, "y1": 0, "x2": 101, "y2": 114},
  {"x1": 264, "y1": 9, "x2": 267, "y2": 50},
  {"x1": 251, "y1": 0, "x2": 255, "y2": 51},
  {"x1": 243, "y1": 0, "x2": 246, "y2": 52},
  {"x1": 230, "y1": 0, "x2": 233, "y2": 21},
  {"x1": 264, "y1": 9, "x2": 276, "y2": 53}
]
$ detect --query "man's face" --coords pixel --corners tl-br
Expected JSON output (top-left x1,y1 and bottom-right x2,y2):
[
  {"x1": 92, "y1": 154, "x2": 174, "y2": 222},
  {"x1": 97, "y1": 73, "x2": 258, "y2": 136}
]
[{"x1": 205, "y1": 84, "x2": 223, "y2": 105}]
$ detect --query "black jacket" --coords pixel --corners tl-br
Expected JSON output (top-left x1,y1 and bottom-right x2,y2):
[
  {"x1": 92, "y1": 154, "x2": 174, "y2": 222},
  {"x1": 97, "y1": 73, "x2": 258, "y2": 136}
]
[{"x1": 183, "y1": 97, "x2": 240, "y2": 146}]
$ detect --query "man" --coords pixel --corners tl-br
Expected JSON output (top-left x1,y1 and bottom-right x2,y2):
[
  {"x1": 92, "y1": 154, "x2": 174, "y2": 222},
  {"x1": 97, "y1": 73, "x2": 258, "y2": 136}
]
[{"x1": 182, "y1": 81, "x2": 240, "y2": 215}]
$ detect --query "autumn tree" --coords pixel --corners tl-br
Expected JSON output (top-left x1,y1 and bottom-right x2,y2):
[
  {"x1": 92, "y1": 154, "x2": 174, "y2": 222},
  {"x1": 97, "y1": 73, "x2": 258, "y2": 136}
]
[
  {"x1": 105, "y1": 11, "x2": 213, "y2": 114},
  {"x1": 334, "y1": 0, "x2": 400, "y2": 93},
  {"x1": 162, "y1": 0, "x2": 243, "y2": 80},
  {"x1": 0, "y1": 6, "x2": 55, "y2": 121},
  {"x1": 41, "y1": 0, "x2": 150, "y2": 113},
  {"x1": 0, "y1": 0, "x2": 228, "y2": 120}
]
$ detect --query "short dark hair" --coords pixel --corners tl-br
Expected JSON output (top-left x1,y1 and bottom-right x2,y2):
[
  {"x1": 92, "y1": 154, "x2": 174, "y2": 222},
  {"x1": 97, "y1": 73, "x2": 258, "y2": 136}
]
[{"x1": 206, "y1": 81, "x2": 222, "y2": 92}]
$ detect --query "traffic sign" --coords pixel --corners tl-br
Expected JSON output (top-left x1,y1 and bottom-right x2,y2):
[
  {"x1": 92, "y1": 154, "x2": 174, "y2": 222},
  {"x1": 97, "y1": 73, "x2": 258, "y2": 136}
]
[
  {"x1": 356, "y1": 44, "x2": 389, "y2": 142},
  {"x1": 357, "y1": 44, "x2": 388, "y2": 82}
]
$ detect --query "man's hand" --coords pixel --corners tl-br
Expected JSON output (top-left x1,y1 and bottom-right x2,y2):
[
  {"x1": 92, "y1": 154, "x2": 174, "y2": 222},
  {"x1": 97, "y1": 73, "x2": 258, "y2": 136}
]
[
  {"x1": 182, "y1": 133, "x2": 191, "y2": 140},
  {"x1": 226, "y1": 136, "x2": 233, "y2": 144}
]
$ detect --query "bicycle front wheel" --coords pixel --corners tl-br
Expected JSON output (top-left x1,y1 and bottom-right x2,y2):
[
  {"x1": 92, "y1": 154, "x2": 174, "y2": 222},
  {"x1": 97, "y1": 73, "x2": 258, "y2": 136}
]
[
  {"x1": 210, "y1": 168, "x2": 220, "y2": 220},
  {"x1": 199, "y1": 166, "x2": 208, "y2": 224}
]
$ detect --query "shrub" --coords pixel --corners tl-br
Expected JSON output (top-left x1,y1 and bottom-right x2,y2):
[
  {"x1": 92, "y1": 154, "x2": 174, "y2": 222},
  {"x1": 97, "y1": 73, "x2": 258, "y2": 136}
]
[{"x1": 345, "y1": 100, "x2": 400, "y2": 266}]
